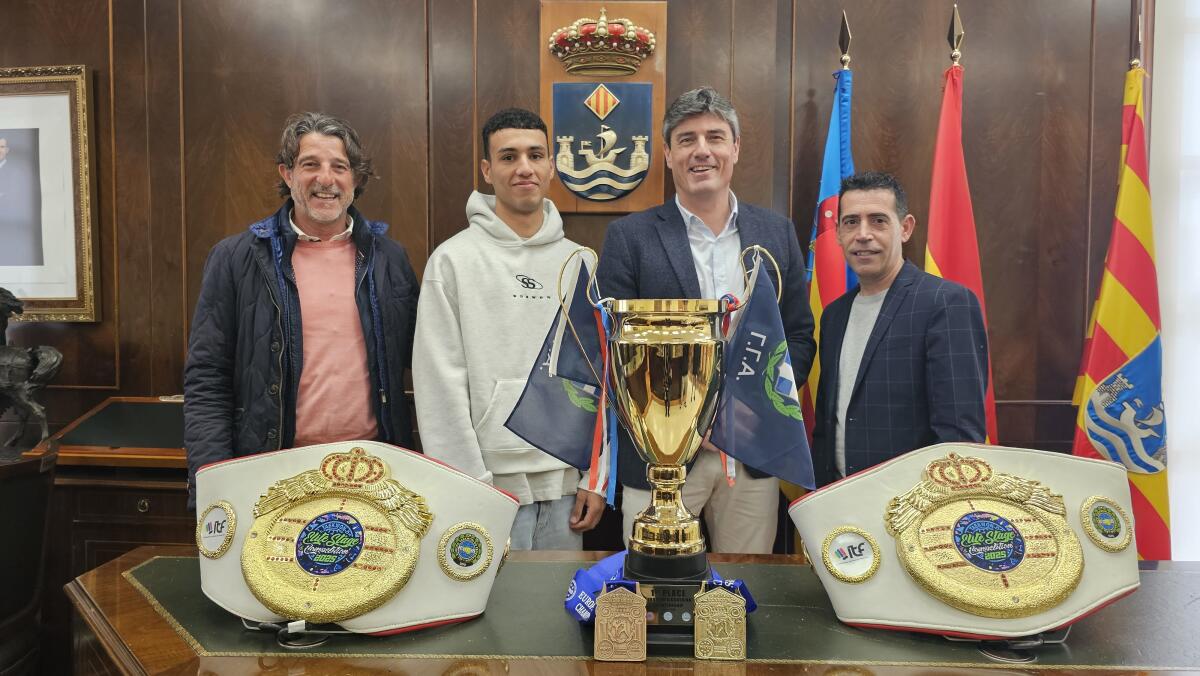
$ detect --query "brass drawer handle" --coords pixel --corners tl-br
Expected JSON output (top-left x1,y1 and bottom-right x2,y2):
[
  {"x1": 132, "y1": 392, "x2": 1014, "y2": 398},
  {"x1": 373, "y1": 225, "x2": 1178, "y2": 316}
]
[{"x1": 137, "y1": 498, "x2": 151, "y2": 514}]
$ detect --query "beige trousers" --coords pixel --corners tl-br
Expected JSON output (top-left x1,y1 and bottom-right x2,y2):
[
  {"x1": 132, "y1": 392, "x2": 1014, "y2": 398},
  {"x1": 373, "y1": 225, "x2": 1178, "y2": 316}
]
[{"x1": 620, "y1": 451, "x2": 779, "y2": 554}]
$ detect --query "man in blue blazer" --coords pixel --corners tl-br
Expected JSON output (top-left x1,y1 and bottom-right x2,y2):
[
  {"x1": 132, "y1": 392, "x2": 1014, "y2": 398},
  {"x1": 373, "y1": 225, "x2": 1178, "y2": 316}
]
[
  {"x1": 597, "y1": 88, "x2": 816, "y2": 553},
  {"x1": 813, "y1": 171, "x2": 988, "y2": 487}
]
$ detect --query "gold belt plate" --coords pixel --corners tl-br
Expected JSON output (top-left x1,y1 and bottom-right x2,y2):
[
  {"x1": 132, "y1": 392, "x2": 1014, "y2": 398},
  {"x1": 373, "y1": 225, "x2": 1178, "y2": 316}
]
[
  {"x1": 241, "y1": 446, "x2": 433, "y2": 624},
  {"x1": 886, "y1": 453, "x2": 1083, "y2": 619}
]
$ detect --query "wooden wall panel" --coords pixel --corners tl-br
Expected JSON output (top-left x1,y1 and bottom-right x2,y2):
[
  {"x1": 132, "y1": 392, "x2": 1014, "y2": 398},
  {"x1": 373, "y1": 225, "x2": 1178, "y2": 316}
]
[
  {"x1": 731, "y1": 0, "x2": 792, "y2": 213},
  {"x1": 145, "y1": 0, "x2": 186, "y2": 396},
  {"x1": 428, "y1": 0, "x2": 476, "y2": 251},
  {"x1": 110, "y1": 0, "x2": 153, "y2": 398},
  {"x1": 0, "y1": 0, "x2": 1142, "y2": 456}
]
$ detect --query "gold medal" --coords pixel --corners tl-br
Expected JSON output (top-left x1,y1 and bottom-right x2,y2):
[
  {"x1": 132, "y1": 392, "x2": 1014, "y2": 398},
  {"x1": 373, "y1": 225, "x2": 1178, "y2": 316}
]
[
  {"x1": 594, "y1": 584, "x2": 647, "y2": 662},
  {"x1": 241, "y1": 446, "x2": 433, "y2": 623},
  {"x1": 693, "y1": 584, "x2": 746, "y2": 660},
  {"x1": 886, "y1": 453, "x2": 1083, "y2": 619}
]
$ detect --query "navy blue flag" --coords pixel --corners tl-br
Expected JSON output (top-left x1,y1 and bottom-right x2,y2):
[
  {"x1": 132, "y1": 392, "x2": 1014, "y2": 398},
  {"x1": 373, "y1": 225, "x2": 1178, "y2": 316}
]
[
  {"x1": 505, "y1": 307, "x2": 602, "y2": 473},
  {"x1": 551, "y1": 264, "x2": 604, "y2": 387},
  {"x1": 709, "y1": 261, "x2": 816, "y2": 489}
]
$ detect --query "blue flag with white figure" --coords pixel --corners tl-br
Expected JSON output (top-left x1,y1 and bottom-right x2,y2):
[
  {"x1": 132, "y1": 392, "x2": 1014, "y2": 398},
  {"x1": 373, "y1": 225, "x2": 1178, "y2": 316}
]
[
  {"x1": 709, "y1": 259, "x2": 816, "y2": 489},
  {"x1": 505, "y1": 261, "x2": 613, "y2": 497}
]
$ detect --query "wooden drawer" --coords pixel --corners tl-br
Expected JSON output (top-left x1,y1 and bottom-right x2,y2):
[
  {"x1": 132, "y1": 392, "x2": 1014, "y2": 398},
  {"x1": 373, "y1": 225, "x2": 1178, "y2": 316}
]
[{"x1": 73, "y1": 483, "x2": 191, "y2": 522}]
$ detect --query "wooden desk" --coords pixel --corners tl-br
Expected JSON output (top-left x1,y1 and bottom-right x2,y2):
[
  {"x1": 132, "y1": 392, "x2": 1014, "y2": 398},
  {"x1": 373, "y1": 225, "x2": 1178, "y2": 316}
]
[
  {"x1": 68, "y1": 546, "x2": 1200, "y2": 675},
  {"x1": 24, "y1": 397, "x2": 191, "y2": 676}
]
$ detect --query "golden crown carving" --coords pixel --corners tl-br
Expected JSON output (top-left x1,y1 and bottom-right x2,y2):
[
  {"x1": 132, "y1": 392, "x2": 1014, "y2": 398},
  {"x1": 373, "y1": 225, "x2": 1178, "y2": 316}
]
[
  {"x1": 926, "y1": 452, "x2": 992, "y2": 490},
  {"x1": 320, "y1": 447, "x2": 386, "y2": 487},
  {"x1": 548, "y1": 7, "x2": 656, "y2": 76}
]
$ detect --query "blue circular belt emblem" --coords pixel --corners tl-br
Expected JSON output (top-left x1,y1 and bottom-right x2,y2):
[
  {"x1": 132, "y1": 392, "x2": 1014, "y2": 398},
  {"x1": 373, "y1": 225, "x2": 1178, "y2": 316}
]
[
  {"x1": 953, "y1": 511, "x2": 1026, "y2": 572},
  {"x1": 295, "y1": 511, "x2": 364, "y2": 575},
  {"x1": 1091, "y1": 505, "x2": 1122, "y2": 539},
  {"x1": 451, "y1": 531, "x2": 483, "y2": 567}
]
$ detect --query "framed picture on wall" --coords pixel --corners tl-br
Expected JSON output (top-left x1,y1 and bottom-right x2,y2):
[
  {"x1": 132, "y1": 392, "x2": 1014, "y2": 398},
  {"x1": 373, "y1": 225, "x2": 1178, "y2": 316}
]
[{"x1": 0, "y1": 65, "x2": 98, "y2": 322}]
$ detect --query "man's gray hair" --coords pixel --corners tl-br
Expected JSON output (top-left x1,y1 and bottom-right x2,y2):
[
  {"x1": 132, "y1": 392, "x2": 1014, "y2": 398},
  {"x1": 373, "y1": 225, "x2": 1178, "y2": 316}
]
[
  {"x1": 275, "y1": 112, "x2": 374, "y2": 198},
  {"x1": 661, "y1": 87, "x2": 740, "y2": 145}
]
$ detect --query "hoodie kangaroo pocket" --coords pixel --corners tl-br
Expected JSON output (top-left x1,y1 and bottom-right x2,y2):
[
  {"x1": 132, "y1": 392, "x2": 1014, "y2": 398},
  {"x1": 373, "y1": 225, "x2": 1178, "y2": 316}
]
[{"x1": 473, "y1": 378, "x2": 531, "y2": 452}]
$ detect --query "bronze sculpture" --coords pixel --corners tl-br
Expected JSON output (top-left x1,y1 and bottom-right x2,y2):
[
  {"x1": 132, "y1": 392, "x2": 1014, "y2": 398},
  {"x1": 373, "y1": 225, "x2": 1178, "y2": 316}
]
[{"x1": 0, "y1": 288, "x2": 62, "y2": 446}]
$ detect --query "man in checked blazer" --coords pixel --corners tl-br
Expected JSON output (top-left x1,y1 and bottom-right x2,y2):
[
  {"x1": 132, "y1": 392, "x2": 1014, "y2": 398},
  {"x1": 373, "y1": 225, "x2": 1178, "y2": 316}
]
[
  {"x1": 597, "y1": 87, "x2": 816, "y2": 553},
  {"x1": 813, "y1": 171, "x2": 988, "y2": 488}
]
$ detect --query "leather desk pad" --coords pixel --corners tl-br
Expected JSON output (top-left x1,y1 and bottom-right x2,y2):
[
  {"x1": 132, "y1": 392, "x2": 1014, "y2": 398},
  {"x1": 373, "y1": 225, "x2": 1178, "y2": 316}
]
[{"x1": 123, "y1": 556, "x2": 1198, "y2": 668}]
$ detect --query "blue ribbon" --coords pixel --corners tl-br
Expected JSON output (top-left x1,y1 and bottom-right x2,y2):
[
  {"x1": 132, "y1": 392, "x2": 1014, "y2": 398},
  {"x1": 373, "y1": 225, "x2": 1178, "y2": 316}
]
[
  {"x1": 563, "y1": 551, "x2": 757, "y2": 623},
  {"x1": 595, "y1": 301, "x2": 619, "y2": 508}
]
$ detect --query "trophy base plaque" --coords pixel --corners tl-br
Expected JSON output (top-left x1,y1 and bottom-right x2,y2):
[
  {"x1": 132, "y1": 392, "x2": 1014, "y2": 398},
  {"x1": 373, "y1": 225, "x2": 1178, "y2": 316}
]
[{"x1": 624, "y1": 550, "x2": 709, "y2": 643}]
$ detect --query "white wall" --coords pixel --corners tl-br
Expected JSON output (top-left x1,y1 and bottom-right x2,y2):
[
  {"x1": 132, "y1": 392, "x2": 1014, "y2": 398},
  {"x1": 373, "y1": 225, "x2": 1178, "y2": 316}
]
[{"x1": 1151, "y1": 0, "x2": 1200, "y2": 560}]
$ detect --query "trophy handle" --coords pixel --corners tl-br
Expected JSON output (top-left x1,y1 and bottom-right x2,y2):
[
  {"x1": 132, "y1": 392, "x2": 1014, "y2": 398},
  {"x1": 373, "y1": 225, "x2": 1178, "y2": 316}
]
[
  {"x1": 555, "y1": 247, "x2": 606, "y2": 386},
  {"x1": 738, "y1": 244, "x2": 782, "y2": 303}
]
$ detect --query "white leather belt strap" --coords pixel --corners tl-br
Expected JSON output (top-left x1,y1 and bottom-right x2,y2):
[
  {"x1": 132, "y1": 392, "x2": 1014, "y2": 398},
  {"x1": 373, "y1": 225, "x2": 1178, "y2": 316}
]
[
  {"x1": 195, "y1": 440, "x2": 519, "y2": 634},
  {"x1": 789, "y1": 443, "x2": 1139, "y2": 639}
]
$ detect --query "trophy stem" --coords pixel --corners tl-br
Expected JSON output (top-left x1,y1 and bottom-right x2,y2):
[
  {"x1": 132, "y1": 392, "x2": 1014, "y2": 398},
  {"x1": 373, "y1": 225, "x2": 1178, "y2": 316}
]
[{"x1": 626, "y1": 464, "x2": 708, "y2": 580}]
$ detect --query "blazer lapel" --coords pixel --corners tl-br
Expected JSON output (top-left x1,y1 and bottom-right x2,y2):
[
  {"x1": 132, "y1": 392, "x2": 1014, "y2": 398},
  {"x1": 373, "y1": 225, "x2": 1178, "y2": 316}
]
[
  {"x1": 734, "y1": 210, "x2": 770, "y2": 297},
  {"x1": 655, "y1": 203, "x2": 702, "y2": 298},
  {"x1": 851, "y1": 261, "x2": 919, "y2": 396}
]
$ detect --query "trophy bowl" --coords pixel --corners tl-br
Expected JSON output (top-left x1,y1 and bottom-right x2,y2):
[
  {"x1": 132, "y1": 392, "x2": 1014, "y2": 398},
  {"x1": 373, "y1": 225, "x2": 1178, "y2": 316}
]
[{"x1": 609, "y1": 299, "x2": 725, "y2": 581}]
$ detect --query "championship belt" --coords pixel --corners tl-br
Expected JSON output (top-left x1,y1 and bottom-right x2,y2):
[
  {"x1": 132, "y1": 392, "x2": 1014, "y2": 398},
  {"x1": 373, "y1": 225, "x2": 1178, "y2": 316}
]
[
  {"x1": 194, "y1": 441, "x2": 519, "y2": 634},
  {"x1": 788, "y1": 443, "x2": 1139, "y2": 639}
]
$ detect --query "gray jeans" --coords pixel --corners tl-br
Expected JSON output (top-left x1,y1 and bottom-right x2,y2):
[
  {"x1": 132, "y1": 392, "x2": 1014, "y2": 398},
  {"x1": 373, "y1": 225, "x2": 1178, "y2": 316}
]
[{"x1": 510, "y1": 494, "x2": 582, "y2": 551}]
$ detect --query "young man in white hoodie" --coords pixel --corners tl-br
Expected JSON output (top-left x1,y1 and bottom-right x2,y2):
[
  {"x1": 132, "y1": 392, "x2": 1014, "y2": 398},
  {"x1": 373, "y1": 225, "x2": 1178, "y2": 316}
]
[{"x1": 413, "y1": 109, "x2": 605, "y2": 550}]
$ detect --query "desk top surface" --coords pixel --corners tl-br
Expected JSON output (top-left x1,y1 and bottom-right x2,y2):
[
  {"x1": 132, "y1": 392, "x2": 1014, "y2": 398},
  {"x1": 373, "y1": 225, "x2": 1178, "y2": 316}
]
[
  {"x1": 67, "y1": 545, "x2": 1200, "y2": 675},
  {"x1": 26, "y1": 396, "x2": 186, "y2": 469}
]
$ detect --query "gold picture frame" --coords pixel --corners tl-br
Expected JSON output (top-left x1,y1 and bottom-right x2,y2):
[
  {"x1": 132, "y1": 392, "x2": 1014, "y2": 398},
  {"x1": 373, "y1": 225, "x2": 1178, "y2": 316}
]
[{"x1": 0, "y1": 65, "x2": 99, "y2": 322}]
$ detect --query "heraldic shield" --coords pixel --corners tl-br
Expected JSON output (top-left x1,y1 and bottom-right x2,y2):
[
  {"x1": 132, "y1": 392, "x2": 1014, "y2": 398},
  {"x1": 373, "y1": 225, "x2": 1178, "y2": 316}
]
[{"x1": 552, "y1": 82, "x2": 652, "y2": 201}]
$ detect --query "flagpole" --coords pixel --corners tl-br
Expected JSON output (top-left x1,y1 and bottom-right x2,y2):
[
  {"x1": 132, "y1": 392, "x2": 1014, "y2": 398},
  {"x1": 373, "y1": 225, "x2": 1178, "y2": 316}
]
[{"x1": 1129, "y1": 0, "x2": 1142, "y2": 69}]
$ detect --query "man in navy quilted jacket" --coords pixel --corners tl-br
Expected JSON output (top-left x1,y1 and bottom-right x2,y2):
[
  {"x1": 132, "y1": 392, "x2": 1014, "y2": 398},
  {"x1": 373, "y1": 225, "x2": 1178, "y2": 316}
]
[{"x1": 183, "y1": 113, "x2": 419, "y2": 508}]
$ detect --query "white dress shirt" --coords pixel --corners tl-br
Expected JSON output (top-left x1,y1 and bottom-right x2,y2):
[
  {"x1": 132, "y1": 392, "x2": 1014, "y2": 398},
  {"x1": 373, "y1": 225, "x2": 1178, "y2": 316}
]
[{"x1": 676, "y1": 192, "x2": 743, "y2": 301}]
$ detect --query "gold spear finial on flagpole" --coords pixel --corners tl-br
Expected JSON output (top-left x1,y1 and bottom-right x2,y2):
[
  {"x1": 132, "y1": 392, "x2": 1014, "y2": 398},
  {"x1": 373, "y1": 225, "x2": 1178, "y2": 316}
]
[
  {"x1": 839, "y1": 10, "x2": 852, "y2": 69},
  {"x1": 948, "y1": 4, "x2": 965, "y2": 65}
]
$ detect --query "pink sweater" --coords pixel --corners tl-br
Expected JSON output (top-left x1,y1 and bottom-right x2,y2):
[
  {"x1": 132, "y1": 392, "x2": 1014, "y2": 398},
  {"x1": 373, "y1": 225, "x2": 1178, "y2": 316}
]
[{"x1": 291, "y1": 238, "x2": 378, "y2": 446}]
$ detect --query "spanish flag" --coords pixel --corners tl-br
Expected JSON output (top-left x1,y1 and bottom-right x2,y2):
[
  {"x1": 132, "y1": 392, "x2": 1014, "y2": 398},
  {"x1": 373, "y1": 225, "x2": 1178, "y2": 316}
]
[
  {"x1": 924, "y1": 64, "x2": 999, "y2": 443},
  {"x1": 802, "y1": 68, "x2": 856, "y2": 442},
  {"x1": 1072, "y1": 66, "x2": 1169, "y2": 560}
]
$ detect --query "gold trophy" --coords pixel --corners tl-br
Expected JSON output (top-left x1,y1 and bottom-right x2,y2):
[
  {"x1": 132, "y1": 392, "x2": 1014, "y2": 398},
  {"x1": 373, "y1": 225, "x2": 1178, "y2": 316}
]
[
  {"x1": 559, "y1": 247, "x2": 775, "y2": 652},
  {"x1": 609, "y1": 298, "x2": 725, "y2": 585},
  {"x1": 606, "y1": 298, "x2": 726, "y2": 646}
]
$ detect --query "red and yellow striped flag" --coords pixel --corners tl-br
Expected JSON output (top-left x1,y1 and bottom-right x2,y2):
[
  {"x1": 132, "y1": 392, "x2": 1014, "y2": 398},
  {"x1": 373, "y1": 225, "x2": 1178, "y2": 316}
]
[
  {"x1": 924, "y1": 64, "x2": 999, "y2": 443},
  {"x1": 1072, "y1": 66, "x2": 1170, "y2": 560}
]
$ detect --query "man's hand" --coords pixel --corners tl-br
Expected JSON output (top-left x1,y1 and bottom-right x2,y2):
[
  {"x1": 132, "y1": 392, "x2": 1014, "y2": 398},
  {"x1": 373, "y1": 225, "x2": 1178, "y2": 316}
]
[
  {"x1": 700, "y1": 429, "x2": 725, "y2": 455},
  {"x1": 569, "y1": 489, "x2": 605, "y2": 532}
]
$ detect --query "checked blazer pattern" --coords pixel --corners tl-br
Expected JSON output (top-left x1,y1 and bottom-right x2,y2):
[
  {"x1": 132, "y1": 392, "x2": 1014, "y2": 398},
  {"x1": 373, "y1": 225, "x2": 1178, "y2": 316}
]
[{"x1": 812, "y1": 261, "x2": 989, "y2": 487}]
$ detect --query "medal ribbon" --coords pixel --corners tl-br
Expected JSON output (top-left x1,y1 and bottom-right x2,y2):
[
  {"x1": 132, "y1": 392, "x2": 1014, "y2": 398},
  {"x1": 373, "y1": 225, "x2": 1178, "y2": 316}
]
[
  {"x1": 717, "y1": 292, "x2": 742, "y2": 486},
  {"x1": 586, "y1": 301, "x2": 618, "y2": 507},
  {"x1": 563, "y1": 551, "x2": 757, "y2": 623}
]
